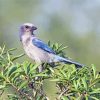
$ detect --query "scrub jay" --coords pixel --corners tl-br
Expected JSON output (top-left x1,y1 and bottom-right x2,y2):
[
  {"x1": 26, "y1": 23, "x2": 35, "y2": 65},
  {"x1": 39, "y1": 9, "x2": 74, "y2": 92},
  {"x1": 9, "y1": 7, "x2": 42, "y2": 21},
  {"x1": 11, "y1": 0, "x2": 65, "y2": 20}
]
[{"x1": 20, "y1": 23, "x2": 84, "y2": 72}]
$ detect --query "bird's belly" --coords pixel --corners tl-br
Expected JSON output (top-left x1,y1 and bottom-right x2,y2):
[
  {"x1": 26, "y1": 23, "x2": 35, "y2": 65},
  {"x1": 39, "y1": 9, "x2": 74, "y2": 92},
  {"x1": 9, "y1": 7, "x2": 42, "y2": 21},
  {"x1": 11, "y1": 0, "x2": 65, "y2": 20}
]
[{"x1": 23, "y1": 43, "x2": 50, "y2": 63}]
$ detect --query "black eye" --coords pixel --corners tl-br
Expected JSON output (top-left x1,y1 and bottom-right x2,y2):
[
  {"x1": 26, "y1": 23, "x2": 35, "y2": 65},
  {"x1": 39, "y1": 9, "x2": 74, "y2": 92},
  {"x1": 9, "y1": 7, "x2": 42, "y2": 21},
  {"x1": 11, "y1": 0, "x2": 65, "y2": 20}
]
[{"x1": 25, "y1": 25, "x2": 30, "y2": 29}]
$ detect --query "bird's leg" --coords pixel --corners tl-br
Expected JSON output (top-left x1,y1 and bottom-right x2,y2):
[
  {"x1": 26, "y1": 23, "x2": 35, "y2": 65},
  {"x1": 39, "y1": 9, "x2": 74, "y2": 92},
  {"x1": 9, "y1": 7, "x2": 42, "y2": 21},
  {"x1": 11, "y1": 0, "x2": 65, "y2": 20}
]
[
  {"x1": 38, "y1": 63, "x2": 44, "y2": 93},
  {"x1": 37, "y1": 63, "x2": 49, "y2": 99},
  {"x1": 28, "y1": 63, "x2": 44, "y2": 98},
  {"x1": 38, "y1": 64, "x2": 43, "y2": 73},
  {"x1": 29, "y1": 63, "x2": 48, "y2": 99}
]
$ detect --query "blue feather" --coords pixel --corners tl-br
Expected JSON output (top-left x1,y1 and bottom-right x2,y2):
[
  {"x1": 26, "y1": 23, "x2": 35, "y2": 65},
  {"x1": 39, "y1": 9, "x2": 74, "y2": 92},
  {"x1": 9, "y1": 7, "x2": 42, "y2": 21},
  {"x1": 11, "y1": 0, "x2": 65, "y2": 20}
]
[
  {"x1": 32, "y1": 38, "x2": 56, "y2": 54},
  {"x1": 54, "y1": 55, "x2": 84, "y2": 68}
]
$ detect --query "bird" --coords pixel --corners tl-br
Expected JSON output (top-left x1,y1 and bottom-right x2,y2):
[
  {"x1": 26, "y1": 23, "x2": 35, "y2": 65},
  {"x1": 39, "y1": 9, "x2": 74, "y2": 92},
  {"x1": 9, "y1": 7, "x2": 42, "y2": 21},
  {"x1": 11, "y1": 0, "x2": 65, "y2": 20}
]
[{"x1": 19, "y1": 23, "x2": 84, "y2": 72}]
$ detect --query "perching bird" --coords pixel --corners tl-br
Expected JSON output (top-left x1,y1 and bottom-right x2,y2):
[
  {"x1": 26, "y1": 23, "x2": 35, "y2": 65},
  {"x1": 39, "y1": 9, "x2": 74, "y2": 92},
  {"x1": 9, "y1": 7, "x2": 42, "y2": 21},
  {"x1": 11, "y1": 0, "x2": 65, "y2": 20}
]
[{"x1": 20, "y1": 23, "x2": 84, "y2": 72}]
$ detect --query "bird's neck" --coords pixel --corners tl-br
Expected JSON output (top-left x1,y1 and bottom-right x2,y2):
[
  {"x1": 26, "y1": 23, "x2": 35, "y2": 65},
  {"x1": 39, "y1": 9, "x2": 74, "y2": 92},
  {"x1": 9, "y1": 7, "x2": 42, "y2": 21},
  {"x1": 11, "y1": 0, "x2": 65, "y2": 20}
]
[{"x1": 21, "y1": 33, "x2": 35, "y2": 45}]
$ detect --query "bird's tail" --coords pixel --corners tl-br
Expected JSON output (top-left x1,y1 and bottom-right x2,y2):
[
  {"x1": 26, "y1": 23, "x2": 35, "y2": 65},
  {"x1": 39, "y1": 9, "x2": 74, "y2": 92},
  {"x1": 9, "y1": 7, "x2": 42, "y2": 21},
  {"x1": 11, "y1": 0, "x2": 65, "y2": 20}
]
[{"x1": 54, "y1": 55, "x2": 84, "y2": 68}]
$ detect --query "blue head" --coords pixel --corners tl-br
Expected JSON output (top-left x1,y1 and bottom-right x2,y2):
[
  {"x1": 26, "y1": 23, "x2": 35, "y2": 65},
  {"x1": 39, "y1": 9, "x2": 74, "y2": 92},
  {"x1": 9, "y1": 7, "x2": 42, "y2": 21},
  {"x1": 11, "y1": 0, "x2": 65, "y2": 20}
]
[{"x1": 20, "y1": 23, "x2": 37, "y2": 41}]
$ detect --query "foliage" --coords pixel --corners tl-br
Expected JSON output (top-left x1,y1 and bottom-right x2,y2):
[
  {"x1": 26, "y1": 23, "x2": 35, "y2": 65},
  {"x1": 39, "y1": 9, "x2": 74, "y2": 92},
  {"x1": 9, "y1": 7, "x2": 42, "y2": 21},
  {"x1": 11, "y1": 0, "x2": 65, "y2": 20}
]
[
  {"x1": 50, "y1": 65, "x2": 100, "y2": 100},
  {"x1": 0, "y1": 43, "x2": 100, "y2": 100}
]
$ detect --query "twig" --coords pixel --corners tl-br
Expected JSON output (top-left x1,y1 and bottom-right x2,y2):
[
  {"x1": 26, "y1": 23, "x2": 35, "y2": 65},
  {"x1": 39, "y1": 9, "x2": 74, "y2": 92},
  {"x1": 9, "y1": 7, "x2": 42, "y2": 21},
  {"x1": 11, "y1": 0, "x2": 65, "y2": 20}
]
[
  {"x1": 0, "y1": 90, "x2": 4, "y2": 96},
  {"x1": 58, "y1": 89, "x2": 68, "y2": 99},
  {"x1": 9, "y1": 82, "x2": 32, "y2": 100}
]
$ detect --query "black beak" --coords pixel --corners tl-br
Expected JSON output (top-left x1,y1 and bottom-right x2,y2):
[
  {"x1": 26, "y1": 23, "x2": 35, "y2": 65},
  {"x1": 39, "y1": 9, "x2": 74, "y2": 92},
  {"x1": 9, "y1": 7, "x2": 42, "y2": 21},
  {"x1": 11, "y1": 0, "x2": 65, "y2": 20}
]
[{"x1": 32, "y1": 26, "x2": 37, "y2": 30}]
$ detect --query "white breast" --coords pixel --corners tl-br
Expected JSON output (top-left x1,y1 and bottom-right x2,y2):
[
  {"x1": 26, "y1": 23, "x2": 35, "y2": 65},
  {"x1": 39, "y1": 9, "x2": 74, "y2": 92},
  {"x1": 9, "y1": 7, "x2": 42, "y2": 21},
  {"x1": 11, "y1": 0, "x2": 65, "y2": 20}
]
[{"x1": 22, "y1": 36, "x2": 50, "y2": 63}]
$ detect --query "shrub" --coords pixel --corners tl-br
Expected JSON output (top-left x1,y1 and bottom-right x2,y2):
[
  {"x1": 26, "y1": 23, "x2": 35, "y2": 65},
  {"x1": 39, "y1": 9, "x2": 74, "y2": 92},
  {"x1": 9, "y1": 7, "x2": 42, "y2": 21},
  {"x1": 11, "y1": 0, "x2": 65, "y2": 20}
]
[{"x1": 0, "y1": 43, "x2": 100, "y2": 100}]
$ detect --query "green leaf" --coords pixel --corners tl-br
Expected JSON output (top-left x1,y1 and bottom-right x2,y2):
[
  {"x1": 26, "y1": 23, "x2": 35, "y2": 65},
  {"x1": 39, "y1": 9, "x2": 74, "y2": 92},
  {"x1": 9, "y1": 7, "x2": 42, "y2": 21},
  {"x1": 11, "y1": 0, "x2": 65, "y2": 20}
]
[
  {"x1": 7, "y1": 51, "x2": 11, "y2": 62},
  {"x1": 29, "y1": 63, "x2": 40, "y2": 73},
  {"x1": 92, "y1": 64, "x2": 96, "y2": 78},
  {"x1": 26, "y1": 63, "x2": 31, "y2": 75},
  {"x1": 23, "y1": 61, "x2": 29, "y2": 75},
  {"x1": 60, "y1": 46, "x2": 68, "y2": 51},
  {"x1": 8, "y1": 48, "x2": 17, "y2": 52},
  {"x1": 48, "y1": 40, "x2": 51, "y2": 46},
  {"x1": 50, "y1": 78, "x2": 60, "y2": 82},
  {"x1": 85, "y1": 95, "x2": 88, "y2": 100},
  {"x1": 7, "y1": 66, "x2": 17, "y2": 77},
  {"x1": 0, "y1": 85, "x2": 5, "y2": 89},
  {"x1": 7, "y1": 93, "x2": 19, "y2": 99},
  {"x1": 90, "y1": 88, "x2": 100, "y2": 94},
  {"x1": 89, "y1": 96, "x2": 99, "y2": 100},
  {"x1": 61, "y1": 96, "x2": 69, "y2": 100},
  {"x1": 48, "y1": 67, "x2": 55, "y2": 73},
  {"x1": 11, "y1": 53, "x2": 25, "y2": 61},
  {"x1": 0, "y1": 44, "x2": 5, "y2": 55},
  {"x1": 89, "y1": 78, "x2": 100, "y2": 87},
  {"x1": 81, "y1": 77, "x2": 88, "y2": 90},
  {"x1": 12, "y1": 73, "x2": 20, "y2": 84},
  {"x1": 77, "y1": 96, "x2": 82, "y2": 100},
  {"x1": 59, "y1": 69, "x2": 67, "y2": 78},
  {"x1": 33, "y1": 73, "x2": 48, "y2": 77},
  {"x1": 0, "y1": 73, "x2": 6, "y2": 80},
  {"x1": 96, "y1": 74, "x2": 99, "y2": 79},
  {"x1": 18, "y1": 81, "x2": 28, "y2": 90},
  {"x1": 73, "y1": 80, "x2": 78, "y2": 90}
]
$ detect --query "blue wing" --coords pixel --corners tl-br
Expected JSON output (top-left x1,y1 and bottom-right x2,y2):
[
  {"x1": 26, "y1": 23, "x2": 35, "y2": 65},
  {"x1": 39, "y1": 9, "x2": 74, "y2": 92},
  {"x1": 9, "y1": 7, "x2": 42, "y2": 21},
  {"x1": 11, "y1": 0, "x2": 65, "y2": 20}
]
[{"x1": 32, "y1": 38, "x2": 56, "y2": 54}]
